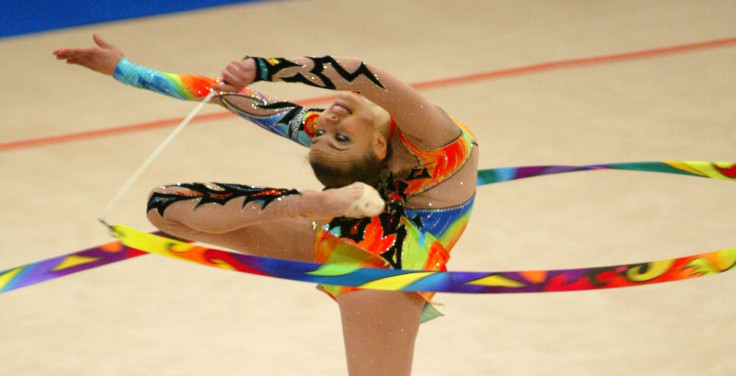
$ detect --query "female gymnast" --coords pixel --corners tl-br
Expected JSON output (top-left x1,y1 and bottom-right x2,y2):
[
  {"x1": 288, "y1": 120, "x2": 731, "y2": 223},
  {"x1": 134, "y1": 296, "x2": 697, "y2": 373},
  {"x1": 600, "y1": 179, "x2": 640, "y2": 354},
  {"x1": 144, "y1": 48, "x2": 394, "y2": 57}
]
[{"x1": 54, "y1": 34, "x2": 479, "y2": 376}]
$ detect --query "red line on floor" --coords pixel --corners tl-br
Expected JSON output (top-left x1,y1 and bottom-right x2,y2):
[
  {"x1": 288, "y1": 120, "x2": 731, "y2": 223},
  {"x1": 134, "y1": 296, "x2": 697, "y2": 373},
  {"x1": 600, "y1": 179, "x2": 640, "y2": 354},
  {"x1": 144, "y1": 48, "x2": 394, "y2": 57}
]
[
  {"x1": 411, "y1": 36, "x2": 736, "y2": 90},
  {"x1": 2, "y1": 36, "x2": 735, "y2": 153}
]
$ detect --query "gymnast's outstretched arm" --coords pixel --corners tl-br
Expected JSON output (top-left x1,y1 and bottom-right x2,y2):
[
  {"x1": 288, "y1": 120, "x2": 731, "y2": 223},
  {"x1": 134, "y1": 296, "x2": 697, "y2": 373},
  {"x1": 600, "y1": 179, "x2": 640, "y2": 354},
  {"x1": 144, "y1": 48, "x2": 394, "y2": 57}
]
[
  {"x1": 214, "y1": 55, "x2": 463, "y2": 149},
  {"x1": 53, "y1": 34, "x2": 320, "y2": 147}
]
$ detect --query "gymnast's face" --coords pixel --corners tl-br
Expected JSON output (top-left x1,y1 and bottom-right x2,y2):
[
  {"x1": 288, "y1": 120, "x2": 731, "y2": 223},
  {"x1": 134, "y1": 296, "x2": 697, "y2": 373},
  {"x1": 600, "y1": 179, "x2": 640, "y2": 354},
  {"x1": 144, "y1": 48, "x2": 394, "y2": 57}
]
[{"x1": 309, "y1": 92, "x2": 389, "y2": 188}]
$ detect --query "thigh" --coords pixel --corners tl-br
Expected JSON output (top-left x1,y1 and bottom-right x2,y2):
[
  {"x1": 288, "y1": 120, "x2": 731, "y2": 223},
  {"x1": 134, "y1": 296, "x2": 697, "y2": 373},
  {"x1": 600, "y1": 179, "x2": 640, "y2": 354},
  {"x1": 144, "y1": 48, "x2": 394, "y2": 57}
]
[
  {"x1": 337, "y1": 290, "x2": 425, "y2": 376},
  {"x1": 166, "y1": 217, "x2": 317, "y2": 262}
]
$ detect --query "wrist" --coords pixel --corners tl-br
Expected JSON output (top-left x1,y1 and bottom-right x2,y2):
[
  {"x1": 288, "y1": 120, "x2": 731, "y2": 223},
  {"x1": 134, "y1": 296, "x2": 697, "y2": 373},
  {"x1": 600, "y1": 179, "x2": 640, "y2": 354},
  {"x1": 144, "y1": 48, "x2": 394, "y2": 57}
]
[
  {"x1": 247, "y1": 56, "x2": 300, "y2": 83},
  {"x1": 113, "y1": 57, "x2": 140, "y2": 86},
  {"x1": 248, "y1": 57, "x2": 270, "y2": 82}
]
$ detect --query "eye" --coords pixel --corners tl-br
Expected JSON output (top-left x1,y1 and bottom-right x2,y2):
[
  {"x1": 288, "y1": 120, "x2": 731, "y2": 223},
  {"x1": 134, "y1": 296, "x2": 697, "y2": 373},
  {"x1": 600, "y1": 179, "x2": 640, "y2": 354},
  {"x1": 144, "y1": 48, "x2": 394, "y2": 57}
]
[
  {"x1": 314, "y1": 129, "x2": 326, "y2": 137},
  {"x1": 335, "y1": 133, "x2": 350, "y2": 142}
]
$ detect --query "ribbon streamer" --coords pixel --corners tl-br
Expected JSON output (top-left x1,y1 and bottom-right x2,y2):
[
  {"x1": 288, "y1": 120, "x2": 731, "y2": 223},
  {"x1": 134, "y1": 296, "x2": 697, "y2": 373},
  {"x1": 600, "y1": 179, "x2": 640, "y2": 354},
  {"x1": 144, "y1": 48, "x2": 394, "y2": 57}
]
[
  {"x1": 1, "y1": 161, "x2": 734, "y2": 294},
  {"x1": 0, "y1": 239, "x2": 147, "y2": 293},
  {"x1": 112, "y1": 224, "x2": 735, "y2": 293},
  {"x1": 477, "y1": 160, "x2": 736, "y2": 184}
]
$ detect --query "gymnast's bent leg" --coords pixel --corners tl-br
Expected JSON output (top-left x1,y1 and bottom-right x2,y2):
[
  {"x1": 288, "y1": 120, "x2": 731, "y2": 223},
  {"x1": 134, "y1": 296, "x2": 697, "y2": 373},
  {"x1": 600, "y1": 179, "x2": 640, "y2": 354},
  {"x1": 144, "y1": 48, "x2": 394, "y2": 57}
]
[{"x1": 146, "y1": 181, "x2": 383, "y2": 262}]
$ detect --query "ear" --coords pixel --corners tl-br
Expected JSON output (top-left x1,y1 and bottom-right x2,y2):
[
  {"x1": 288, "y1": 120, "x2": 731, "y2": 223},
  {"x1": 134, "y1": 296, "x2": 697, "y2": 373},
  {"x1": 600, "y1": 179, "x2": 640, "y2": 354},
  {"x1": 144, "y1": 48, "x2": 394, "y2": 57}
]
[{"x1": 372, "y1": 132, "x2": 388, "y2": 160}]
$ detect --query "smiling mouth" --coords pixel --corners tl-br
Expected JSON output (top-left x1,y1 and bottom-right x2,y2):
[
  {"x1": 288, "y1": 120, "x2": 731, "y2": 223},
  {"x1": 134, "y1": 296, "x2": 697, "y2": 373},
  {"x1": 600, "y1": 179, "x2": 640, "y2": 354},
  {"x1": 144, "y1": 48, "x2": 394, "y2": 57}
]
[{"x1": 331, "y1": 101, "x2": 352, "y2": 115}]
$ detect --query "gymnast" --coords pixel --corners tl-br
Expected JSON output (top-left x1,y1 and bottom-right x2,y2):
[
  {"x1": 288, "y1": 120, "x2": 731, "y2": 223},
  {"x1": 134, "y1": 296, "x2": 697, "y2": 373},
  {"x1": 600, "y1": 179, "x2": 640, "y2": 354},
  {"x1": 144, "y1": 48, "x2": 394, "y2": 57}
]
[{"x1": 54, "y1": 34, "x2": 479, "y2": 376}]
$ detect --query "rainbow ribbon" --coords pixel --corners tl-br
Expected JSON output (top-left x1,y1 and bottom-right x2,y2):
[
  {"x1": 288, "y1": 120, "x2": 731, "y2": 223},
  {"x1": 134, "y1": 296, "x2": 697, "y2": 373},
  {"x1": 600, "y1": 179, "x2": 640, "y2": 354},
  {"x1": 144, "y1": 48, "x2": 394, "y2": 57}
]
[{"x1": 1, "y1": 161, "x2": 734, "y2": 294}]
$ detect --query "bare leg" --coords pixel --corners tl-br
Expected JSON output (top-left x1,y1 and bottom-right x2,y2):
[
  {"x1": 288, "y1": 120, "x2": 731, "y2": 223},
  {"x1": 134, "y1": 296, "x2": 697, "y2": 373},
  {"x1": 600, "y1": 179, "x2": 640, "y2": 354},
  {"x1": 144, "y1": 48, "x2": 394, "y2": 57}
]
[{"x1": 337, "y1": 290, "x2": 425, "y2": 376}]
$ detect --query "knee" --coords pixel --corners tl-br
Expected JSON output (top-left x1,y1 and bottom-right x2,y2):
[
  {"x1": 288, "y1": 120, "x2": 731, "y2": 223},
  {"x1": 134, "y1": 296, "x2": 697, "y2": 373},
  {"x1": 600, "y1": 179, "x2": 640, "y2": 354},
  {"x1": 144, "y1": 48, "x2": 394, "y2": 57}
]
[{"x1": 145, "y1": 185, "x2": 181, "y2": 232}]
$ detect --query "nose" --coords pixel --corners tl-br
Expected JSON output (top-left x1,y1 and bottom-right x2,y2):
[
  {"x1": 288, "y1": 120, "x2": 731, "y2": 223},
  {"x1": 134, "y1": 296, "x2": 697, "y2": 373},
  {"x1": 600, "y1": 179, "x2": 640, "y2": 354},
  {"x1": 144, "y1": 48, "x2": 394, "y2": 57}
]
[{"x1": 323, "y1": 112, "x2": 339, "y2": 123}]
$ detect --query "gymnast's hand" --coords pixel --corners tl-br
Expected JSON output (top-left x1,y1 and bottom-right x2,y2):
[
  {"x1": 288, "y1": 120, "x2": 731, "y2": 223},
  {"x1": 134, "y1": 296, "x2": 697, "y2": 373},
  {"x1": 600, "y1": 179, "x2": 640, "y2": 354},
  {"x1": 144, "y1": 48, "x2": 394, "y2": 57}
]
[
  {"x1": 53, "y1": 34, "x2": 124, "y2": 76},
  {"x1": 212, "y1": 58, "x2": 258, "y2": 92}
]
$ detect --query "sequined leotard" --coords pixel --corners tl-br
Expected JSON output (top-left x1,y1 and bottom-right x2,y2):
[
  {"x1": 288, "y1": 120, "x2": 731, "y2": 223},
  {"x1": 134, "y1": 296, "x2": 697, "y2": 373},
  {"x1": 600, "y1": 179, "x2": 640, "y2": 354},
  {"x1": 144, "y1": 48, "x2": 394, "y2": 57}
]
[
  {"x1": 314, "y1": 120, "x2": 476, "y2": 321},
  {"x1": 114, "y1": 59, "x2": 477, "y2": 321}
]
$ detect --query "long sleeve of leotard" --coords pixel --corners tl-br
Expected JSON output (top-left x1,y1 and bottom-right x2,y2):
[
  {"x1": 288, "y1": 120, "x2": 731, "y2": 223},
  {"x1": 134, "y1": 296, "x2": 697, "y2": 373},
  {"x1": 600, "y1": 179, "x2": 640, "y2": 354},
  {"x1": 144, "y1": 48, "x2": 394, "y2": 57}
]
[
  {"x1": 248, "y1": 56, "x2": 387, "y2": 94},
  {"x1": 113, "y1": 57, "x2": 320, "y2": 147}
]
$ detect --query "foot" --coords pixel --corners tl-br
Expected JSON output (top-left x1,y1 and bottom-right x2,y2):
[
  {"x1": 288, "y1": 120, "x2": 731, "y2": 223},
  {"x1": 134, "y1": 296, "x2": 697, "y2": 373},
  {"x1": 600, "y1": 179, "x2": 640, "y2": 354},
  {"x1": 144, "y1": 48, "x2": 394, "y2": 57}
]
[
  {"x1": 298, "y1": 182, "x2": 385, "y2": 222},
  {"x1": 341, "y1": 183, "x2": 385, "y2": 218}
]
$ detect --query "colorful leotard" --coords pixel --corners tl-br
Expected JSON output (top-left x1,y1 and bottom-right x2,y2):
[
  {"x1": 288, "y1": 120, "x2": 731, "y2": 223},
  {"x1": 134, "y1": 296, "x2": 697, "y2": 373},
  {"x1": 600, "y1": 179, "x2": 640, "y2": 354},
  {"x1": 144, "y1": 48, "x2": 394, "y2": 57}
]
[
  {"x1": 113, "y1": 59, "x2": 477, "y2": 321},
  {"x1": 315, "y1": 121, "x2": 477, "y2": 321}
]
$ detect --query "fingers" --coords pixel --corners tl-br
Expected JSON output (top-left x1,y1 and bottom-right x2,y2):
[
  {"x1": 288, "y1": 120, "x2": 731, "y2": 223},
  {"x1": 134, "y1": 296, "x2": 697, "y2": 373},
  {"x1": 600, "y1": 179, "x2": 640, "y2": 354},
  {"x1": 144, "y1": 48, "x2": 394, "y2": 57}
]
[
  {"x1": 92, "y1": 33, "x2": 110, "y2": 49},
  {"x1": 52, "y1": 48, "x2": 84, "y2": 61},
  {"x1": 52, "y1": 35, "x2": 113, "y2": 60},
  {"x1": 223, "y1": 62, "x2": 246, "y2": 82},
  {"x1": 52, "y1": 47, "x2": 75, "y2": 59},
  {"x1": 211, "y1": 80, "x2": 239, "y2": 93},
  {"x1": 52, "y1": 46, "x2": 93, "y2": 61},
  {"x1": 59, "y1": 49, "x2": 90, "y2": 60},
  {"x1": 53, "y1": 34, "x2": 123, "y2": 75},
  {"x1": 213, "y1": 60, "x2": 257, "y2": 92},
  {"x1": 219, "y1": 69, "x2": 236, "y2": 86}
]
